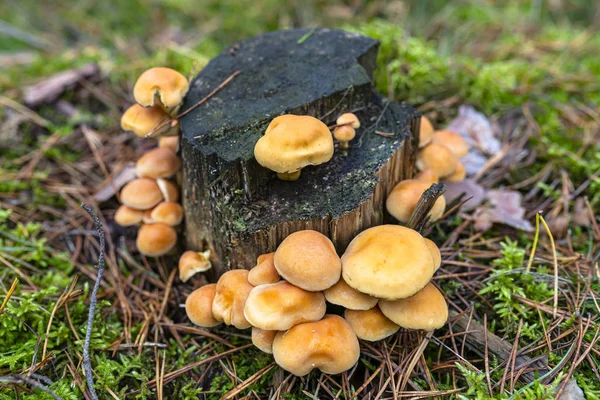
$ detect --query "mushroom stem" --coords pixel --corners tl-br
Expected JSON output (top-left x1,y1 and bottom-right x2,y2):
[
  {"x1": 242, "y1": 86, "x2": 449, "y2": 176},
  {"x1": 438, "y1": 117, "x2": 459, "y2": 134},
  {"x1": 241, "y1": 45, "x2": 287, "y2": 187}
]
[
  {"x1": 339, "y1": 140, "x2": 349, "y2": 150},
  {"x1": 277, "y1": 170, "x2": 301, "y2": 181}
]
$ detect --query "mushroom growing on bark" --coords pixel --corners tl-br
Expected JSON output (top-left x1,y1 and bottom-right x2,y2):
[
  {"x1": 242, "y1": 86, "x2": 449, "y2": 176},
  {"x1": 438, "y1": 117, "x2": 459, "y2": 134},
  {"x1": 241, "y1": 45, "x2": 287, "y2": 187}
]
[
  {"x1": 185, "y1": 284, "x2": 221, "y2": 328},
  {"x1": 212, "y1": 270, "x2": 254, "y2": 329},
  {"x1": 416, "y1": 143, "x2": 457, "y2": 178},
  {"x1": 136, "y1": 223, "x2": 177, "y2": 257},
  {"x1": 431, "y1": 130, "x2": 469, "y2": 158},
  {"x1": 114, "y1": 205, "x2": 144, "y2": 226},
  {"x1": 121, "y1": 104, "x2": 177, "y2": 137},
  {"x1": 136, "y1": 147, "x2": 181, "y2": 179},
  {"x1": 333, "y1": 125, "x2": 356, "y2": 149},
  {"x1": 385, "y1": 179, "x2": 446, "y2": 224},
  {"x1": 133, "y1": 67, "x2": 189, "y2": 113},
  {"x1": 247, "y1": 252, "x2": 280, "y2": 286},
  {"x1": 149, "y1": 201, "x2": 183, "y2": 226},
  {"x1": 120, "y1": 178, "x2": 163, "y2": 210},
  {"x1": 419, "y1": 116, "x2": 435, "y2": 148},
  {"x1": 252, "y1": 328, "x2": 278, "y2": 354},
  {"x1": 344, "y1": 306, "x2": 399, "y2": 341},
  {"x1": 179, "y1": 250, "x2": 212, "y2": 282},
  {"x1": 323, "y1": 276, "x2": 378, "y2": 310}
]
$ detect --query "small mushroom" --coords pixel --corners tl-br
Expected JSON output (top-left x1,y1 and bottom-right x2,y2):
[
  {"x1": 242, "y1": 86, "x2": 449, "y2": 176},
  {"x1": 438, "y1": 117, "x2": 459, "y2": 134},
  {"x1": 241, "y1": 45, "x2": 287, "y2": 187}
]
[
  {"x1": 159, "y1": 135, "x2": 179, "y2": 152},
  {"x1": 254, "y1": 115, "x2": 334, "y2": 181},
  {"x1": 121, "y1": 104, "x2": 176, "y2": 138},
  {"x1": 444, "y1": 159, "x2": 466, "y2": 183},
  {"x1": 272, "y1": 315, "x2": 360, "y2": 376},
  {"x1": 156, "y1": 178, "x2": 179, "y2": 203},
  {"x1": 344, "y1": 306, "x2": 399, "y2": 341},
  {"x1": 424, "y1": 238, "x2": 442, "y2": 271},
  {"x1": 323, "y1": 277, "x2": 378, "y2": 310},
  {"x1": 414, "y1": 169, "x2": 439, "y2": 184},
  {"x1": 136, "y1": 223, "x2": 177, "y2": 257},
  {"x1": 342, "y1": 225, "x2": 435, "y2": 300},
  {"x1": 150, "y1": 201, "x2": 183, "y2": 226},
  {"x1": 121, "y1": 178, "x2": 163, "y2": 210},
  {"x1": 336, "y1": 112, "x2": 360, "y2": 129},
  {"x1": 179, "y1": 250, "x2": 212, "y2": 282},
  {"x1": 431, "y1": 130, "x2": 469, "y2": 158},
  {"x1": 333, "y1": 125, "x2": 356, "y2": 150},
  {"x1": 378, "y1": 283, "x2": 448, "y2": 331},
  {"x1": 274, "y1": 230, "x2": 341, "y2": 291},
  {"x1": 251, "y1": 327, "x2": 278, "y2": 354},
  {"x1": 247, "y1": 252, "x2": 280, "y2": 286},
  {"x1": 419, "y1": 116, "x2": 435, "y2": 148},
  {"x1": 114, "y1": 205, "x2": 144, "y2": 226},
  {"x1": 133, "y1": 67, "x2": 189, "y2": 113},
  {"x1": 385, "y1": 179, "x2": 446, "y2": 223},
  {"x1": 416, "y1": 143, "x2": 458, "y2": 178},
  {"x1": 136, "y1": 147, "x2": 181, "y2": 179},
  {"x1": 212, "y1": 270, "x2": 254, "y2": 329},
  {"x1": 243, "y1": 281, "x2": 326, "y2": 331},
  {"x1": 185, "y1": 284, "x2": 221, "y2": 328}
]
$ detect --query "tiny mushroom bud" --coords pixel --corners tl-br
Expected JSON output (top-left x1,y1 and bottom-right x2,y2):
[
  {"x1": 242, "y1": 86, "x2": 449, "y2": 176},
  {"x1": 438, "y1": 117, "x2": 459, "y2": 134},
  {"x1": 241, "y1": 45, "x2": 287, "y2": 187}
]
[
  {"x1": 133, "y1": 67, "x2": 189, "y2": 113},
  {"x1": 344, "y1": 306, "x2": 399, "y2": 341},
  {"x1": 136, "y1": 147, "x2": 181, "y2": 179},
  {"x1": 136, "y1": 223, "x2": 177, "y2": 257},
  {"x1": 156, "y1": 178, "x2": 179, "y2": 202},
  {"x1": 424, "y1": 238, "x2": 442, "y2": 271},
  {"x1": 121, "y1": 178, "x2": 163, "y2": 210},
  {"x1": 323, "y1": 277, "x2": 378, "y2": 310},
  {"x1": 431, "y1": 130, "x2": 469, "y2": 158},
  {"x1": 248, "y1": 253, "x2": 280, "y2": 286},
  {"x1": 212, "y1": 270, "x2": 254, "y2": 329},
  {"x1": 179, "y1": 250, "x2": 212, "y2": 282},
  {"x1": 159, "y1": 135, "x2": 179, "y2": 152},
  {"x1": 378, "y1": 283, "x2": 448, "y2": 331},
  {"x1": 333, "y1": 125, "x2": 356, "y2": 150},
  {"x1": 274, "y1": 230, "x2": 341, "y2": 291},
  {"x1": 342, "y1": 225, "x2": 435, "y2": 300},
  {"x1": 444, "y1": 159, "x2": 466, "y2": 183},
  {"x1": 244, "y1": 281, "x2": 326, "y2": 331},
  {"x1": 185, "y1": 284, "x2": 221, "y2": 328},
  {"x1": 416, "y1": 143, "x2": 458, "y2": 178},
  {"x1": 272, "y1": 315, "x2": 360, "y2": 376},
  {"x1": 254, "y1": 115, "x2": 334, "y2": 181},
  {"x1": 121, "y1": 104, "x2": 175, "y2": 138},
  {"x1": 385, "y1": 179, "x2": 446, "y2": 223},
  {"x1": 419, "y1": 116, "x2": 435, "y2": 148},
  {"x1": 114, "y1": 205, "x2": 144, "y2": 226},
  {"x1": 150, "y1": 201, "x2": 183, "y2": 226},
  {"x1": 336, "y1": 112, "x2": 360, "y2": 129},
  {"x1": 415, "y1": 169, "x2": 439, "y2": 184},
  {"x1": 252, "y1": 327, "x2": 278, "y2": 354}
]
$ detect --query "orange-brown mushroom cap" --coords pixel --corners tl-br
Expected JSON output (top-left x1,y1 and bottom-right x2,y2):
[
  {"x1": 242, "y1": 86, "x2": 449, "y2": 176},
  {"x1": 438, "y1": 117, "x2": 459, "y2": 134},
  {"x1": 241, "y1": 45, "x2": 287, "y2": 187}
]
[
  {"x1": 212, "y1": 270, "x2": 254, "y2": 329},
  {"x1": 424, "y1": 238, "x2": 442, "y2": 271},
  {"x1": 272, "y1": 315, "x2": 360, "y2": 376},
  {"x1": 323, "y1": 277, "x2": 378, "y2": 310},
  {"x1": 185, "y1": 284, "x2": 221, "y2": 328},
  {"x1": 333, "y1": 125, "x2": 356, "y2": 149},
  {"x1": 121, "y1": 104, "x2": 172, "y2": 138},
  {"x1": 379, "y1": 283, "x2": 448, "y2": 331},
  {"x1": 344, "y1": 306, "x2": 399, "y2": 341},
  {"x1": 136, "y1": 147, "x2": 181, "y2": 179},
  {"x1": 179, "y1": 250, "x2": 212, "y2": 282},
  {"x1": 416, "y1": 143, "x2": 458, "y2": 178},
  {"x1": 243, "y1": 281, "x2": 326, "y2": 331},
  {"x1": 114, "y1": 205, "x2": 144, "y2": 226},
  {"x1": 150, "y1": 201, "x2": 183, "y2": 226},
  {"x1": 248, "y1": 253, "x2": 280, "y2": 286},
  {"x1": 252, "y1": 327, "x2": 278, "y2": 354},
  {"x1": 443, "y1": 159, "x2": 466, "y2": 183},
  {"x1": 274, "y1": 230, "x2": 341, "y2": 291},
  {"x1": 121, "y1": 178, "x2": 163, "y2": 210},
  {"x1": 156, "y1": 178, "x2": 179, "y2": 203},
  {"x1": 415, "y1": 169, "x2": 439, "y2": 184},
  {"x1": 431, "y1": 130, "x2": 469, "y2": 158},
  {"x1": 419, "y1": 116, "x2": 435, "y2": 148},
  {"x1": 385, "y1": 179, "x2": 446, "y2": 223},
  {"x1": 336, "y1": 112, "x2": 360, "y2": 129},
  {"x1": 136, "y1": 223, "x2": 177, "y2": 257},
  {"x1": 133, "y1": 67, "x2": 189, "y2": 111}
]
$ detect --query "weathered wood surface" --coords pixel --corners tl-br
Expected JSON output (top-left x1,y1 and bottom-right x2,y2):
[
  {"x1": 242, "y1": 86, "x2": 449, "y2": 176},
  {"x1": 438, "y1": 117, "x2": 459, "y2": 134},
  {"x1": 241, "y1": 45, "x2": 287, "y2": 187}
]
[{"x1": 180, "y1": 28, "x2": 420, "y2": 276}]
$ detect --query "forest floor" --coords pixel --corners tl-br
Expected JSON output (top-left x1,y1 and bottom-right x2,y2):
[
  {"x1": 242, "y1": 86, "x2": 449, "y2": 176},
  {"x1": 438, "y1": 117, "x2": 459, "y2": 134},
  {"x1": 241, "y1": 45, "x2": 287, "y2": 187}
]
[{"x1": 1, "y1": 1, "x2": 599, "y2": 399}]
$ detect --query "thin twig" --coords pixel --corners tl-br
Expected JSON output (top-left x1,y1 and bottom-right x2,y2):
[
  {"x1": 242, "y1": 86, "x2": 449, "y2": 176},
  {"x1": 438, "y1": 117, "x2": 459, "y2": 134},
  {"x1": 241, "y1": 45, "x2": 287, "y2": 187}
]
[
  {"x1": 0, "y1": 375, "x2": 62, "y2": 400},
  {"x1": 406, "y1": 183, "x2": 446, "y2": 231}
]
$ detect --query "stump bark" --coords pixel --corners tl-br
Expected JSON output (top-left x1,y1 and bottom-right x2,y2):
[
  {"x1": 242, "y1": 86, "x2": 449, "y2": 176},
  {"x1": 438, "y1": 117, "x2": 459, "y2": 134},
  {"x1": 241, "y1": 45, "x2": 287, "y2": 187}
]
[{"x1": 180, "y1": 28, "x2": 420, "y2": 277}]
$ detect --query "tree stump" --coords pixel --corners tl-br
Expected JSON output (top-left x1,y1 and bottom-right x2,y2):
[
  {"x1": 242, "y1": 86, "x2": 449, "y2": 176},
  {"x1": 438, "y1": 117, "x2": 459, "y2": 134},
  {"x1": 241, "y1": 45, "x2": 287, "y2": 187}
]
[{"x1": 180, "y1": 28, "x2": 420, "y2": 277}]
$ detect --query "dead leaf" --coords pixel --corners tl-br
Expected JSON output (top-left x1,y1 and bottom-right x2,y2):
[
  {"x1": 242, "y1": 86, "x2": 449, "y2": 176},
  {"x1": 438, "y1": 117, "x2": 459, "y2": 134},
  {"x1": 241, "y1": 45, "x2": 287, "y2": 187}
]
[
  {"x1": 444, "y1": 179, "x2": 486, "y2": 211},
  {"x1": 94, "y1": 163, "x2": 137, "y2": 203},
  {"x1": 446, "y1": 105, "x2": 502, "y2": 155},
  {"x1": 474, "y1": 189, "x2": 534, "y2": 232}
]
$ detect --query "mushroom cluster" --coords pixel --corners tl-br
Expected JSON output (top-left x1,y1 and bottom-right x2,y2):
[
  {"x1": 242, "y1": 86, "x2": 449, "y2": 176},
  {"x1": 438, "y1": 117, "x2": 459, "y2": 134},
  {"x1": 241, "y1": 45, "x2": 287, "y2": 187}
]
[
  {"x1": 185, "y1": 227, "x2": 447, "y2": 377},
  {"x1": 115, "y1": 67, "x2": 189, "y2": 257}
]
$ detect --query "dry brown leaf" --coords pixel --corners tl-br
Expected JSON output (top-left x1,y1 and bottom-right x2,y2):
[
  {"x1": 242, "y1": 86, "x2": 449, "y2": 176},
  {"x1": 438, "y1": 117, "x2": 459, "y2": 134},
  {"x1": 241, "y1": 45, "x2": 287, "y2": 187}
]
[
  {"x1": 474, "y1": 189, "x2": 534, "y2": 232},
  {"x1": 444, "y1": 179, "x2": 486, "y2": 211}
]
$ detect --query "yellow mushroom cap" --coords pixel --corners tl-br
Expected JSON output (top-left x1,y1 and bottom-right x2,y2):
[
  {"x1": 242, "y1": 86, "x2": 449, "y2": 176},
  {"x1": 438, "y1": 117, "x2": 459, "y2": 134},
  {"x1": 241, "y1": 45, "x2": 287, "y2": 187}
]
[
  {"x1": 185, "y1": 284, "x2": 221, "y2": 328},
  {"x1": 121, "y1": 104, "x2": 170, "y2": 138},
  {"x1": 336, "y1": 113, "x2": 360, "y2": 129},
  {"x1": 444, "y1": 159, "x2": 466, "y2": 183},
  {"x1": 414, "y1": 169, "x2": 439, "y2": 184},
  {"x1": 333, "y1": 125, "x2": 356, "y2": 142},
  {"x1": 431, "y1": 130, "x2": 469, "y2": 158},
  {"x1": 252, "y1": 327, "x2": 278, "y2": 354},
  {"x1": 274, "y1": 230, "x2": 341, "y2": 292},
  {"x1": 136, "y1": 147, "x2": 181, "y2": 179},
  {"x1": 243, "y1": 281, "x2": 326, "y2": 331},
  {"x1": 212, "y1": 270, "x2": 254, "y2": 329},
  {"x1": 424, "y1": 238, "x2": 442, "y2": 271},
  {"x1": 159, "y1": 135, "x2": 179, "y2": 152},
  {"x1": 248, "y1": 252, "x2": 280, "y2": 286},
  {"x1": 136, "y1": 223, "x2": 177, "y2": 257},
  {"x1": 133, "y1": 67, "x2": 189, "y2": 111},
  {"x1": 419, "y1": 116, "x2": 435, "y2": 148},
  {"x1": 254, "y1": 115, "x2": 334, "y2": 175},
  {"x1": 272, "y1": 315, "x2": 360, "y2": 376},
  {"x1": 150, "y1": 201, "x2": 183, "y2": 226},
  {"x1": 114, "y1": 205, "x2": 144, "y2": 226},
  {"x1": 179, "y1": 250, "x2": 212, "y2": 282},
  {"x1": 341, "y1": 225, "x2": 435, "y2": 300},
  {"x1": 416, "y1": 143, "x2": 458, "y2": 178},
  {"x1": 156, "y1": 178, "x2": 179, "y2": 203},
  {"x1": 323, "y1": 277, "x2": 378, "y2": 310},
  {"x1": 121, "y1": 178, "x2": 163, "y2": 210},
  {"x1": 344, "y1": 306, "x2": 399, "y2": 341},
  {"x1": 385, "y1": 179, "x2": 446, "y2": 223},
  {"x1": 379, "y1": 283, "x2": 448, "y2": 331}
]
